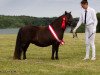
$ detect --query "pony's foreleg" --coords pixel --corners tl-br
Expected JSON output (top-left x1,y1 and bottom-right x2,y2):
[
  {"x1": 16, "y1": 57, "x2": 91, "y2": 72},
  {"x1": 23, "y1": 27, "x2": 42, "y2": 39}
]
[
  {"x1": 55, "y1": 45, "x2": 59, "y2": 60},
  {"x1": 51, "y1": 44, "x2": 56, "y2": 60},
  {"x1": 22, "y1": 43, "x2": 30, "y2": 60},
  {"x1": 51, "y1": 43, "x2": 59, "y2": 60}
]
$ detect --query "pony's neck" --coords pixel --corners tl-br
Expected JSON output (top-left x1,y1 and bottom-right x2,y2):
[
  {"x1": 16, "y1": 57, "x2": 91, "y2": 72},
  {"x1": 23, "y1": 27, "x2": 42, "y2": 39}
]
[
  {"x1": 50, "y1": 16, "x2": 67, "y2": 32},
  {"x1": 48, "y1": 15, "x2": 68, "y2": 40}
]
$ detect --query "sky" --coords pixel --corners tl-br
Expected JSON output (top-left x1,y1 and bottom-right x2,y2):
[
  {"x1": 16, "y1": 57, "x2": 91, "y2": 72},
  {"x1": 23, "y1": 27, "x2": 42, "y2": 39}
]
[{"x1": 0, "y1": 0, "x2": 100, "y2": 17}]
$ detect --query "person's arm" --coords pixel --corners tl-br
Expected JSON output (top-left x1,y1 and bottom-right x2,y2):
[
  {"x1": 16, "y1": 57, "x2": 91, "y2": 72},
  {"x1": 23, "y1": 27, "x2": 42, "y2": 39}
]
[
  {"x1": 73, "y1": 13, "x2": 83, "y2": 32},
  {"x1": 91, "y1": 9, "x2": 98, "y2": 29}
]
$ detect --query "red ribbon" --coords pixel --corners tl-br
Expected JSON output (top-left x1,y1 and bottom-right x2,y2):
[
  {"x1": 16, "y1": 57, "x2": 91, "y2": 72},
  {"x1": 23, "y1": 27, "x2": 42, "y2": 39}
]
[
  {"x1": 49, "y1": 25, "x2": 65, "y2": 45},
  {"x1": 61, "y1": 17, "x2": 66, "y2": 29},
  {"x1": 48, "y1": 17, "x2": 67, "y2": 45}
]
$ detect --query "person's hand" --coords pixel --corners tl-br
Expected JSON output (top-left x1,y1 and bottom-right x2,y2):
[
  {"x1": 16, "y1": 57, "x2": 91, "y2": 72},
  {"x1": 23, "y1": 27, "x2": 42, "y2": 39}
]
[
  {"x1": 73, "y1": 28, "x2": 76, "y2": 33},
  {"x1": 72, "y1": 28, "x2": 77, "y2": 38}
]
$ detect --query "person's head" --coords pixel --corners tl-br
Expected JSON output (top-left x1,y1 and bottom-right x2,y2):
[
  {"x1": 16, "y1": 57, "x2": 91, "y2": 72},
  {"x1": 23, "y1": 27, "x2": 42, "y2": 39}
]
[{"x1": 81, "y1": 0, "x2": 88, "y2": 9}]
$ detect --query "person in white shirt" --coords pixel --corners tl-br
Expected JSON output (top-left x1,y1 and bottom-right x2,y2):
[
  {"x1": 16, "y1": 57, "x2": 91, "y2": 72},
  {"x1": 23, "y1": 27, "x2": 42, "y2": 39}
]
[{"x1": 73, "y1": 0, "x2": 98, "y2": 60}]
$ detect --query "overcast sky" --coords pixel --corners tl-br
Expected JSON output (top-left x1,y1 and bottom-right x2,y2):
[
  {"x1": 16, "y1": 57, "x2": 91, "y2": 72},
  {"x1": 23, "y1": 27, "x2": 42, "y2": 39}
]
[{"x1": 0, "y1": 0, "x2": 100, "y2": 17}]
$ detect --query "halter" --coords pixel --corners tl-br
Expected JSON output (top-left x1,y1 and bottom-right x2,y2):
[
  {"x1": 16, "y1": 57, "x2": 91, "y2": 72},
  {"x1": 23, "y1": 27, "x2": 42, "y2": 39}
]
[
  {"x1": 48, "y1": 16, "x2": 67, "y2": 45},
  {"x1": 61, "y1": 17, "x2": 67, "y2": 29}
]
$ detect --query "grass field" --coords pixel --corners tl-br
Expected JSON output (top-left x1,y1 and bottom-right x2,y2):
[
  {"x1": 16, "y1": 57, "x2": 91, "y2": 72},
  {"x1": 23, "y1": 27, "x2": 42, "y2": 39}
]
[{"x1": 0, "y1": 33, "x2": 100, "y2": 75}]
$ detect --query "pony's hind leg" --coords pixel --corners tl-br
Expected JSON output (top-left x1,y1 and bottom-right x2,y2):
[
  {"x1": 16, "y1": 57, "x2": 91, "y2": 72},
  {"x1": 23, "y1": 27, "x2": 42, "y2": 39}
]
[{"x1": 22, "y1": 43, "x2": 30, "y2": 60}]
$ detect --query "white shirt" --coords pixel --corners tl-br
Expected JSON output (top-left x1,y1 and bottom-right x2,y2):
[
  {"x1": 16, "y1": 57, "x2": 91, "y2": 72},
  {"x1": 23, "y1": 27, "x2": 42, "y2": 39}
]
[{"x1": 75, "y1": 6, "x2": 98, "y2": 30}]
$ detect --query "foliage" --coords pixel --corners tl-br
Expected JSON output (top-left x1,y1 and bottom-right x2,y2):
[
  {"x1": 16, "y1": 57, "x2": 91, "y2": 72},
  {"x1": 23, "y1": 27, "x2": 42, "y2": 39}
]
[
  {"x1": 0, "y1": 13, "x2": 100, "y2": 33},
  {"x1": 97, "y1": 13, "x2": 100, "y2": 32},
  {"x1": 0, "y1": 15, "x2": 57, "y2": 28}
]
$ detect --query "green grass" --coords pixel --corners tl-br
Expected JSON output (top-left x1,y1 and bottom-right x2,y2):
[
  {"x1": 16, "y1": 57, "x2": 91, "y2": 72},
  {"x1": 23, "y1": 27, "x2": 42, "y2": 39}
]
[{"x1": 0, "y1": 33, "x2": 100, "y2": 75}]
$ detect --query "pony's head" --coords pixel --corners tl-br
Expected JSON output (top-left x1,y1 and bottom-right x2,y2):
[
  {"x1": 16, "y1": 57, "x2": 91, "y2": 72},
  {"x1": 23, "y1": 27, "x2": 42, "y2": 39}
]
[
  {"x1": 59, "y1": 11, "x2": 73, "y2": 30},
  {"x1": 51, "y1": 11, "x2": 73, "y2": 30},
  {"x1": 64, "y1": 11, "x2": 73, "y2": 26}
]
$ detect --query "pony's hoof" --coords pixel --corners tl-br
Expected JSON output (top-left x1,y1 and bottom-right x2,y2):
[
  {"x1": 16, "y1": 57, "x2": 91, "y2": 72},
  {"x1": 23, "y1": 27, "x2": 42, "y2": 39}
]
[
  {"x1": 13, "y1": 57, "x2": 21, "y2": 60},
  {"x1": 23, "y1": 58, "x2": 27, "y2": 60},
  {"x1": 23, "y1": 59, "x2": 27, "y2": 60},
  {"x1": 51, "y1": 57, "x2": 55, "y2": 60},
  {"x1": 55, "y1": 57, "x2": 59, "y2": 60}
]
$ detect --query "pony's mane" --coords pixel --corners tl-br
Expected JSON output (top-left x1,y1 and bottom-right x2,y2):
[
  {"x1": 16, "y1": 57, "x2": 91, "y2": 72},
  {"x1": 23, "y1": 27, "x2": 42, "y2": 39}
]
[{"x1": 50, "y1": 14, "x2": 65, "y2": 25}]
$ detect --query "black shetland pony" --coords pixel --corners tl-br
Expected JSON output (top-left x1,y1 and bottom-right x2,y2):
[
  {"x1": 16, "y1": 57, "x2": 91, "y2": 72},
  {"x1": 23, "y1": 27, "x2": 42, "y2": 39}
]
[{"x1": 13, "y1": 11, "x2": 73, "y2": 60}]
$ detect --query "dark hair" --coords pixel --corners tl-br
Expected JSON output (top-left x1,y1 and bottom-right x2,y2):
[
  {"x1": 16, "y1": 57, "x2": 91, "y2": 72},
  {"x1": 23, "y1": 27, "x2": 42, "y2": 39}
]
[{"x1": 81, "y1": 0, "x2": 88, "y2": 4}]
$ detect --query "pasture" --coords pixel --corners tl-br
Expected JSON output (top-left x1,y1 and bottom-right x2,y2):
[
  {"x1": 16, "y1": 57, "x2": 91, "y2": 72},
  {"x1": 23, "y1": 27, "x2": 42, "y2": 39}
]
[{"x1": 0, "y1": 33, "x2": 100, "y2": 75}]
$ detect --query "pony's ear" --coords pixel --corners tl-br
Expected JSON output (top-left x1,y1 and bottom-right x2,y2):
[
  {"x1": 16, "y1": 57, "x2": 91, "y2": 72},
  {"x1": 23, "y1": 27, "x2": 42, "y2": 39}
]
[
  {"x1": 65, "y1": 11, "x2": 67, "y2": 15},
  {"x1": 69, "y1": 12, "x2": 71, "y2": 14}
]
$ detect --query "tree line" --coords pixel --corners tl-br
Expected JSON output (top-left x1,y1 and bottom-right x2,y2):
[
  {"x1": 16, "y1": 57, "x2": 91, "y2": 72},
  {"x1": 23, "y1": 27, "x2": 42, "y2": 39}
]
[
  {"x1": 0, "y1": 15, "x2": 57, "y2": 28},
  {"x1": 0, "y1": 13, "x2": 100, "y2": 32}
]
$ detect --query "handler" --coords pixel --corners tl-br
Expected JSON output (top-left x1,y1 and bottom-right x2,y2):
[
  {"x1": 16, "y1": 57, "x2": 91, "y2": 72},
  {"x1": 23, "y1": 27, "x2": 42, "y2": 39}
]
[{"x1": 73, "y1": 0, "x2": 98, "y2": 60}]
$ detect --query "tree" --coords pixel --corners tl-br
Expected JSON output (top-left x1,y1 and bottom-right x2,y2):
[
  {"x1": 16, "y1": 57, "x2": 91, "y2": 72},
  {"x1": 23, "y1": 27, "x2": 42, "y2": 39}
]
[{"x1": 97, "y1": 13, "x2": 100, "y2": 32}]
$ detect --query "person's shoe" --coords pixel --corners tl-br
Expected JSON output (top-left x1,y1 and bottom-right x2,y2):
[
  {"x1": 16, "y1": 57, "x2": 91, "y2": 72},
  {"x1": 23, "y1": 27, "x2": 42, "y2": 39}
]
[
  {"x1": 83, "y1": 57, "x2": 89, "y2": 60},
  {"x1": 91, "y1": 57, "x2": 96, "y2": 60}
]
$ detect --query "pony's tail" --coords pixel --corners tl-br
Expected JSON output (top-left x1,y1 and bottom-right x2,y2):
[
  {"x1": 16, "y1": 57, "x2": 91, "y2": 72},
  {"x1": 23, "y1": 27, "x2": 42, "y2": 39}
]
[{"x1": 13, "y1": 28, "x2": 22, "y2": 60}]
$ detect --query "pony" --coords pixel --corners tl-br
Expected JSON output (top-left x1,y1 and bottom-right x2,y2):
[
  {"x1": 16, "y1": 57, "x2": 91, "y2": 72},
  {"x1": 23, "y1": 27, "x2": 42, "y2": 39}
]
[{"x1": 13, "y1": 11, "x2": 73, "y2": 60}]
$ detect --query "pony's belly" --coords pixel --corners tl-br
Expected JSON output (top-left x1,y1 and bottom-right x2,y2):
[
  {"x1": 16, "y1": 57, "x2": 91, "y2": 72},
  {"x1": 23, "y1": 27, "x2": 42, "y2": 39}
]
[{"x1": 32, "y1": 42, "x2": 52, "y2": 47}]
